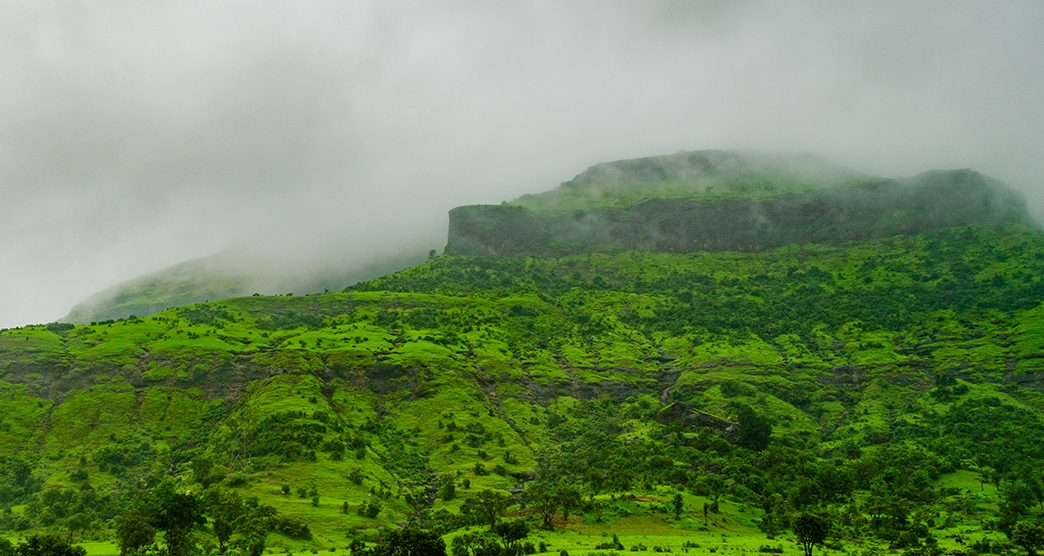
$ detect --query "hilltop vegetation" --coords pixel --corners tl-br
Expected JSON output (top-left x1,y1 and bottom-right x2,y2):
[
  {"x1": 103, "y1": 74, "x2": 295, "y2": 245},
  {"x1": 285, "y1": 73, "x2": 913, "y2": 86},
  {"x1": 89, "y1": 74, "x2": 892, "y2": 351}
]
[
  {"x1": 511, "y1": 150, "x2": 867, "y2": 212},
  {"x1": 0, "y1": 223, "x2": 1042, "y2": 555},
  {"x1": 448, "y1": 152, "x2": 1028, "y2": 257}
]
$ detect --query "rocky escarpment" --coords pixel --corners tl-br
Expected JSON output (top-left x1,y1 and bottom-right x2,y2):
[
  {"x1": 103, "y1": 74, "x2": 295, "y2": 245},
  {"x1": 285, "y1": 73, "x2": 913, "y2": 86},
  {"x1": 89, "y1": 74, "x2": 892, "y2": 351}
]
[{"x1": 446, "y1": 168, "x2": 1031, "y2": 256}]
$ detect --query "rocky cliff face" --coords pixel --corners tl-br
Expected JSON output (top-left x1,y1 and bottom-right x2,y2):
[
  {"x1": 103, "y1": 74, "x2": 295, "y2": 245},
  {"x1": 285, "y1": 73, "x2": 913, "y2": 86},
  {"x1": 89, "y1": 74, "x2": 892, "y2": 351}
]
[{"x1": 446, "y1": 167, "x2": 1031, "y2": 256}]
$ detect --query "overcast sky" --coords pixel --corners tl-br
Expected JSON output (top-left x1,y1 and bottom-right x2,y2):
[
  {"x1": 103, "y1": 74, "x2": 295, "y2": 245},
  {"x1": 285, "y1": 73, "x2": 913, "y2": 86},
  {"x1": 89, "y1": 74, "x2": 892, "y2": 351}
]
[{"x1": 2, "y1": 1, "x2": 1043, "y2": 328}]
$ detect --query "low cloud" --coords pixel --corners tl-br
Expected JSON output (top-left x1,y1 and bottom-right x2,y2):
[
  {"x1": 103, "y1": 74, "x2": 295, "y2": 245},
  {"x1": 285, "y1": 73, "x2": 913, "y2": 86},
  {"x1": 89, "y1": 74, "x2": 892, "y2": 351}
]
[{"x1": 2, "y1": 1, "x2": 1042, "y2": 327}]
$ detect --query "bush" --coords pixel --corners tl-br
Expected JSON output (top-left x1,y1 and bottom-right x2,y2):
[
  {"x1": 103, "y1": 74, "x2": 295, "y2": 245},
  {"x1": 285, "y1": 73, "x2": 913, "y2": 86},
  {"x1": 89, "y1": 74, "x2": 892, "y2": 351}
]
[
  {"x1": 358, "y1": 499, "x2": 381, "y2": 518},
  {"x1": 348, "y1": 469, "x2": 364, "y2": 485},
  {"x1": 271, "y1": 516, "x2": 312, "y2": 540},
  {"x1": 12, "y1": 534, "x2": 86, "y2": 556},
  {"x1": 594, "y1": 534, "x2": 624, "y2": 551}
]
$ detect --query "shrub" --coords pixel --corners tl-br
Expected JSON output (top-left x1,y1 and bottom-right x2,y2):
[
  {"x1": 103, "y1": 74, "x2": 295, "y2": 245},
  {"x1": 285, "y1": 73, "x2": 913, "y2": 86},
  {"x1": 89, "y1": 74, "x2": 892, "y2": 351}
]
[
  {"x1": 271, "y1": 516, "x2": 312, "y2": 540},
  {"x1": 357, "y1": 499, "x2": 381, "y2": 518}
]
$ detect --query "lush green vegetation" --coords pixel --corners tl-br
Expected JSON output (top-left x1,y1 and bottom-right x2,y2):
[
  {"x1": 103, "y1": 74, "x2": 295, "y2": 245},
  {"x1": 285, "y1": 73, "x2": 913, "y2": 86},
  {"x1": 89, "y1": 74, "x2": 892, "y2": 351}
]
[
  {"x1": 510, "y1": 150, "x2": 867, "y2": 212},
  {"x1": 0, "y1": 223, "x2": 1042, "y2": 555}
]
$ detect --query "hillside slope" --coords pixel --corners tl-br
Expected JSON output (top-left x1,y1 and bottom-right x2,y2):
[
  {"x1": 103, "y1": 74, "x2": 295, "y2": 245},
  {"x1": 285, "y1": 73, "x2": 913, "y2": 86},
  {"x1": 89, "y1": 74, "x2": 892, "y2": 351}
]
[{"x1": 1, "y1": 223, "x2": 1042, "y2": 554}]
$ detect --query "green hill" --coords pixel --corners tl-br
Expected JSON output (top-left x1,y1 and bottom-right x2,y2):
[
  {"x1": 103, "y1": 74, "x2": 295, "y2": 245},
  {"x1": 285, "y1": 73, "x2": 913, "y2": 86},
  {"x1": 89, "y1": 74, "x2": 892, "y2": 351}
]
[
  {"x1": 63, "y1": 250, "x2": 425, "y2": 324},
  {"x1": 511, "y1": 150, "x2": 867, "y2": 211},
  {"x1": 1, "y1": 153, "x2": 1042, "y2": 556},
  {"x1": 449, "y1": 152, "x2": 1029, "y2": 257}
]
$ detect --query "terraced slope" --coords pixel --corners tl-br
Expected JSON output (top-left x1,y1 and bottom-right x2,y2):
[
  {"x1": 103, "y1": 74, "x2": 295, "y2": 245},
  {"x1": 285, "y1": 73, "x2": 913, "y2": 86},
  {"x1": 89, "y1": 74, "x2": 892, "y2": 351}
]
[{"x1": 1, "y1": 224, "x2": 1041, "y2": 554}]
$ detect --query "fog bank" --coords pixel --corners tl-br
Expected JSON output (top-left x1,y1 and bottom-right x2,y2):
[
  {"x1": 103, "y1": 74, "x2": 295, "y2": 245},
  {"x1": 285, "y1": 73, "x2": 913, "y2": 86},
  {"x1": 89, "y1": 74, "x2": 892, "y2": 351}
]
[{"x1": 2, "y1": 1, "x2": 1042, "y2": 328}]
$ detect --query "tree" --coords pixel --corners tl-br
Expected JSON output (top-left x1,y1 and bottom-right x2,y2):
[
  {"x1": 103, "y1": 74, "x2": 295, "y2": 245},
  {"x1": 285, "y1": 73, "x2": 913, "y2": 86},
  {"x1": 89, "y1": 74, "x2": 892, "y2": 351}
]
[
  {"x1": 493, "y1": 520, "x2": 529, "y2": 555},
  {"x1": 358, "y1": 498, "x2": 382, "y2": 518},
  {"x1": 191, "y1": 456, "x2": 215, "y2": 488},
  {"x1": 557, "y1": 485, "x2": 581, "y2": 522},
  {"x1": 14, "y1": 535, "x2": 86, "y2": 556},
  {"x1": 0, "y1": 538, "x2": 14, "y2": 556},
  {"x1": 736, "y1": 405, "x2": 772, "y2": 451},
  {"x1": 64, "y1": 509, "x2": 96, "y2": 543},
  {"x1": 524, "y1": 482, "x2": 558, "y2": 529},
  {"x1": 372, "y1": 528, "x2": 446, "y2": 556},
  {"x1": 450, "y1": 530, "x2": 500, "y2": 556},
  {"x1": 758, "y1": 493, "x2": 786, "y2": 537},
  {"x1": 233, "y1": 512, "x2": 269, "y2": 556},
  {"x1": 793, "y1": 512, "x2": 830, "y2": 556},
  {"x1": 866, "y1": 477, "x2": 909, "y2": 536},
  {"x1": 234, "y1": 497, "x2": 275, "y2": 556},
  {"x1": 464, "y1": 490, "x2": 511, "y2": 528},
  {"x1": 440, "y1": 477, "x2": 456, "y2": 501},
  {"x1": 1023, "y1": 473, "x2": 1044, "y2": 512},
  {"x1": 999, "y1": 481, "x2": 1033, "y2": 537},
  {"x1": 591, "y1": 498, "x2": 605, "y2": 523},
  {"x1": 115, "y1": 510, "x2": 156, "y2": 556},
  {"x1": 698, "y1": 474, "x2": 724, "y2": 513},
  {"x1": 1012, "y1": 522, "x2": 1044, "y2": 556},
  {"x1": 672, "y1": 493, "x2": 684, "y2": 520},
  {"x1": 202, "y1": 487, "x2": 244, "y2": 554},
  {"x1": 154, "y1": 484, "x2": 206, "y2": 556},
  {"x1": 307, "y1": 484, "x2": 319, "y2": 507}
]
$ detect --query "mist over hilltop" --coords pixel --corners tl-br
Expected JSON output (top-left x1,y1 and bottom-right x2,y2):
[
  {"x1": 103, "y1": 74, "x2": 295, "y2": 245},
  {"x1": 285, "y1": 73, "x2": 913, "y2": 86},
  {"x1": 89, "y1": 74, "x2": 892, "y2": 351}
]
[
  {"x1": 449, "y1": 154, "x2": 1031, "y2": 257},
  {"x1": 2, "y1": 1, "x2": 1044, "y2": 328}
]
